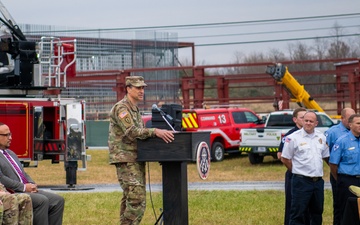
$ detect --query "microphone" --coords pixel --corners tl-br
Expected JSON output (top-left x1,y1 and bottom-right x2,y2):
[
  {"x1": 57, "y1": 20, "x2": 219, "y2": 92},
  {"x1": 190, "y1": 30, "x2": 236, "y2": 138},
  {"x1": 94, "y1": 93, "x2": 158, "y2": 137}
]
[
  {"x1": 152, "y1": 104, "x2": 176, "y2": 132},
  {"x1": 152, "y1": 104, "x2": 173, "y2": 121}
]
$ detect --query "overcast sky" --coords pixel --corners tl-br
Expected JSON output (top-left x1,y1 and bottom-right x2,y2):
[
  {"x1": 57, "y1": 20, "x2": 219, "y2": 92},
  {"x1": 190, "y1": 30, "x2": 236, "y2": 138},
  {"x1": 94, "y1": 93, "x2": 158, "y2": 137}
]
[{"x1": 1, "y1": 0, "x2": 359, "y2": 64}]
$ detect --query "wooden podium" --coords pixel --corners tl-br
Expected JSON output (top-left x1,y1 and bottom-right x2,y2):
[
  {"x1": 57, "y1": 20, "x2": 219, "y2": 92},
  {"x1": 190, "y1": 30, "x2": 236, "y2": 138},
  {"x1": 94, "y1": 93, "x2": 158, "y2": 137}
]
[{"x1": 138, "y1": 132, "x2": 210, "y2": 225}]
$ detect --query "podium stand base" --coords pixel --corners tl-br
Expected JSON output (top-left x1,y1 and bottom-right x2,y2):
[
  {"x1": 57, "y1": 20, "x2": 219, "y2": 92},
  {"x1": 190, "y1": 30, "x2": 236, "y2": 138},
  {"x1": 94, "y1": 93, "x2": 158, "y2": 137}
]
[
  {"x1": 49, "y1": 185, "x2": 95, "y2": 191},
  {"x1": 162, "y1": 161, "x2": 189, "y2": 225}
]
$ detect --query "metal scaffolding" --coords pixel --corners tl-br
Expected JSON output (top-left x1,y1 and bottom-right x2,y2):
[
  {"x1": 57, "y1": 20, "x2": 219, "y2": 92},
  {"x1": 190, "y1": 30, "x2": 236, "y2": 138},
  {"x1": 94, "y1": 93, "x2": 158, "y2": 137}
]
[{"x1": 20, "y1": 24, "x2": 192, "y2": 117}]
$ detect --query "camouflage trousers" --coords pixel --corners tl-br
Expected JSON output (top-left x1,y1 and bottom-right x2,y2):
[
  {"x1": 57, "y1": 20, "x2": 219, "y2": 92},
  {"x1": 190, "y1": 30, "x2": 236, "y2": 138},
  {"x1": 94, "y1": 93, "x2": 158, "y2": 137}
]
[
  {"x1": 0, "y1": 192, "x2": 33, "y2": 225},
  {"x1": 115, "y1": 162, "x2": 146, "y2": 225}
]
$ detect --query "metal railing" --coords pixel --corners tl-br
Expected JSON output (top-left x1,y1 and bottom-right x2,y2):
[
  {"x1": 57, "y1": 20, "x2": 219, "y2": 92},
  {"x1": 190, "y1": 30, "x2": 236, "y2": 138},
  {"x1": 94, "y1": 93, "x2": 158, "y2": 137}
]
[{"x1": 37, "y1": 37, "x2": 77, "y2": 88}]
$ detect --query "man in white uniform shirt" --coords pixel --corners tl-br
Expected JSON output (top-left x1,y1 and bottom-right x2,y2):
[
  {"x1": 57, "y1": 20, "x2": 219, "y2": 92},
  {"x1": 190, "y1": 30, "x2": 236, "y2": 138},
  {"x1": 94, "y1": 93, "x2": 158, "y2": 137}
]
[{"x1": 281, "y1": 111, "x2": 329, "y2": 225}]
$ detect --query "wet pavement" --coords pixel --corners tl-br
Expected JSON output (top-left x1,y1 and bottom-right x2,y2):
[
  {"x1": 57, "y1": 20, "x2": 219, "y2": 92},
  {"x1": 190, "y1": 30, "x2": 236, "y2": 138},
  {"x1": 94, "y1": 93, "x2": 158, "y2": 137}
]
[{"x1": 38, "y1": 181, "x2": 331, "y2": 193}]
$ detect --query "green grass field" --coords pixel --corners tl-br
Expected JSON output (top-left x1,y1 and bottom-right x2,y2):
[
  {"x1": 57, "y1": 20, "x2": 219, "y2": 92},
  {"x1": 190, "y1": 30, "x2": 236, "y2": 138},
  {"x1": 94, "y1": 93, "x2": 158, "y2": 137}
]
[
  {"x1": 60, "y1": 190, "x2": 335, "y2": 225},
  {"x1": 26, "y1": 150, "x2": 335, "y2": 225}
]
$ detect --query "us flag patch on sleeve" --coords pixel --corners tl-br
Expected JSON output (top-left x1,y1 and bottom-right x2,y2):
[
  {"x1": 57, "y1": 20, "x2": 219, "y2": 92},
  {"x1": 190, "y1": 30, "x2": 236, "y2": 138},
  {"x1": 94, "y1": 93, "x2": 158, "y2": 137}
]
[{"x1": 119, "y1": 111, "x2": 128, "y2": 118}]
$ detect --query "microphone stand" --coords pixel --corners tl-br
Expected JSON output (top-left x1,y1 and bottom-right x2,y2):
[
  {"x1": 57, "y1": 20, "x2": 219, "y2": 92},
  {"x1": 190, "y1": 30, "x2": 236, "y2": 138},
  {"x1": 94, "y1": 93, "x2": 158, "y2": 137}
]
[{"x1": 159, "y1": 111, "x2": 176, "y2": 132}]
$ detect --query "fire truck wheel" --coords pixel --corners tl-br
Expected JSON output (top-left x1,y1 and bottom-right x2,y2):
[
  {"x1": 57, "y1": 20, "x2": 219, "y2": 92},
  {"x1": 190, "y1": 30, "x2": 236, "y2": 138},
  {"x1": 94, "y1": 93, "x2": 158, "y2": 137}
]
[
  {"x1": 211, "y1": 142, "x2": 224, "y2": 162},
  {"x1": 248, "y1": 153, "x2": 264, "y2": 164}
]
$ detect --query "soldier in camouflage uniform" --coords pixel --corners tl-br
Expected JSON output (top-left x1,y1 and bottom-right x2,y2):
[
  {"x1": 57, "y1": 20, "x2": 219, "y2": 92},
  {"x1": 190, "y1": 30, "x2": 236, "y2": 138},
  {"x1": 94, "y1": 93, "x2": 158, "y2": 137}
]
[
  {"x1": 0, "y1": 183, "x2": 33, "y2": 225},
  {"x1": 108, "y1": 76, "x2": 174, "y2": 225}
]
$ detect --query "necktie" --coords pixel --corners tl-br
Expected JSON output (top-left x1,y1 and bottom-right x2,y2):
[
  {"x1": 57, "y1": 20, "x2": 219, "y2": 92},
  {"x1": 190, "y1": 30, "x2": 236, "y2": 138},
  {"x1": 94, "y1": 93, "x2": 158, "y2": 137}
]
[{"x1": 2, "y1": 150, "x2": 29, "y2": 184}]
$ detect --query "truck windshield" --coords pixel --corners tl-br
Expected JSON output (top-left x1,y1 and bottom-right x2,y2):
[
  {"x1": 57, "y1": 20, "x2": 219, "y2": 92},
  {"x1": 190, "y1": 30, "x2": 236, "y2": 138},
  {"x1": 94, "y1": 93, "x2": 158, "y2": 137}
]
[
  {"x1": 267, "y1": 114, "x2": 295, "y2": 126},
  {"x1": 317, "y1": 114, "x2": 334, "y2": 127},
  {"x1": 232, "y1": 111, "x2": 260, "y2": 124}
]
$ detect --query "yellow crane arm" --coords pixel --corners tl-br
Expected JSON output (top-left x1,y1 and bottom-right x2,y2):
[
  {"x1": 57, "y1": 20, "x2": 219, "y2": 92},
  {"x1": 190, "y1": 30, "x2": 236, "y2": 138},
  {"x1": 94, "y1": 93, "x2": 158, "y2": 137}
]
[{"x1": 266, "y1": 63, "x2": 324, "y2": 112}]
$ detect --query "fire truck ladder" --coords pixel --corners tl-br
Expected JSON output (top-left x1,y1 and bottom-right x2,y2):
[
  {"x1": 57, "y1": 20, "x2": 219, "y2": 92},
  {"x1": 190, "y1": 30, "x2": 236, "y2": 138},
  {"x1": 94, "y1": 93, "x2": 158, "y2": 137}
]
[{"x1": 37, "y1": 37, "x2": 77, "y2": 88}]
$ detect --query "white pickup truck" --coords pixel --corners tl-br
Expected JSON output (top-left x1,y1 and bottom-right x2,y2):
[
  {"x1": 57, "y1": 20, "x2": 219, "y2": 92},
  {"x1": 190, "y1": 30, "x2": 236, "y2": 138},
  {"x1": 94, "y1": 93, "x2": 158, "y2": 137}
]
[{"x1": 239, "y1": 110, "x2": 335, "y2": 164}]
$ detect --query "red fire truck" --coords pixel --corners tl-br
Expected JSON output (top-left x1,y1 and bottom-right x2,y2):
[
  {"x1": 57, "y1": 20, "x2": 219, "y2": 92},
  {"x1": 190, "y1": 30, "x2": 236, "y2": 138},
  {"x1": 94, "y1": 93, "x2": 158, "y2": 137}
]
[{"x1": 0, "y1": 1, "x2": 86, "y2": 188}]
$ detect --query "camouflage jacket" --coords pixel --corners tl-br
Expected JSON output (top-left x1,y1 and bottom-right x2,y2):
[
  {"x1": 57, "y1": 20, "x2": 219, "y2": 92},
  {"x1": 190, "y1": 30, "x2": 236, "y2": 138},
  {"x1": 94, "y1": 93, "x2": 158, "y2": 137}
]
[
  {"x1": 0, "y1": 183, "x2": 33, "y2": 225},
  {"x1": 108, "y1": 95, "x2": 156, "y2": 163}
]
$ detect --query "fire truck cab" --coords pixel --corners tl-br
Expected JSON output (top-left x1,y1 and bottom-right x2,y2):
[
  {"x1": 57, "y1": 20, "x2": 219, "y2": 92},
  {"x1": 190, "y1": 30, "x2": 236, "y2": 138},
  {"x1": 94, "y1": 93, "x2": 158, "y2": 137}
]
[{"x1": 182, "y1": 107, "x2": 264, "y2": 161}]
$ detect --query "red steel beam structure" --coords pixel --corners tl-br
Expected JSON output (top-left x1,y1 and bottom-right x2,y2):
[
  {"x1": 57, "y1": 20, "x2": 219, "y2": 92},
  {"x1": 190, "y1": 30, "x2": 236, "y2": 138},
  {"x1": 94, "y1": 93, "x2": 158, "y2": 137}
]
[
  {"x1": 67, "y1": 58, "x2": 360, "y2": 118},
  {"x1": 334, "y1": 60, "x2": 360, "y2": 114}
]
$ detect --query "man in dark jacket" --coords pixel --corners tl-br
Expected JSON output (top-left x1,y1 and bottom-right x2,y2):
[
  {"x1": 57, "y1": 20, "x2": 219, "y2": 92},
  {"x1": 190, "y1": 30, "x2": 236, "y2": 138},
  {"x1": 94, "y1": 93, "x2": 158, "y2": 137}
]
[{"x1": 0, "y1": 122, "x2": 64, "y2": 225}]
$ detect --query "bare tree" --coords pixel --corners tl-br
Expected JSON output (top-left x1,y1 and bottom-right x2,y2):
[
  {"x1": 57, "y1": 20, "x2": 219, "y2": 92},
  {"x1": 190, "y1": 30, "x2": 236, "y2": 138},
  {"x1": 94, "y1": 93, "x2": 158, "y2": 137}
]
[
  {"x1": 287, "y1": 42, "x2": 313, "y2": 62},
  {"x1": 328, "y1": 41, "x2": 351, "y2": 58},
  {"x1": 266, "y1": 48, "x2": 287, "y2": 62},
  {"x1": 327, "y1": 22, "x2": 351, "y2": 58},
  {"x1": 354, "y1": 27, "x2": 360, "y2": 56},
  {"x1": 242, "y1": 52, "x2": 268, "y2": 74},
  {"x1": 232, "y1": 51, "x2": 246, "y2": 63},
  {"x1": 347, "y1": 36, "x2": 360, "y2": 57},
  {"x1": 312, "y1": 38, "x2": 329, "y2": 70}
]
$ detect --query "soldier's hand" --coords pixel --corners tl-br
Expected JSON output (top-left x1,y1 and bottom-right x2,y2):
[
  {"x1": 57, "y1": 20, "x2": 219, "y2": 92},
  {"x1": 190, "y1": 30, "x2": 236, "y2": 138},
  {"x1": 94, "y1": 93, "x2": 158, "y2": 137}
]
[{"x1": 155, "y1": 129, "x2": 175, "y2": 143}]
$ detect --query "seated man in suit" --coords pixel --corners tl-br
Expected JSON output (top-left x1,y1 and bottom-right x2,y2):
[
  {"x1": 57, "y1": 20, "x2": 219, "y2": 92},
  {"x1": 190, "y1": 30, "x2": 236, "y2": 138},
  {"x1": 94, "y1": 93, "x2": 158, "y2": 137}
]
[{"x1": 0, "y1": 122, "x2": 65, "y2": 225}]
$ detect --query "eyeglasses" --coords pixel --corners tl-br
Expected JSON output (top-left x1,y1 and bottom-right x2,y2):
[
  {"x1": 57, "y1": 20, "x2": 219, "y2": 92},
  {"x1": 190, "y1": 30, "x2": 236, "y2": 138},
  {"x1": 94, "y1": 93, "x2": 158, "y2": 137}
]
[{"x1": 0, "y1": 133, "x2": 12, "y2": 138}]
